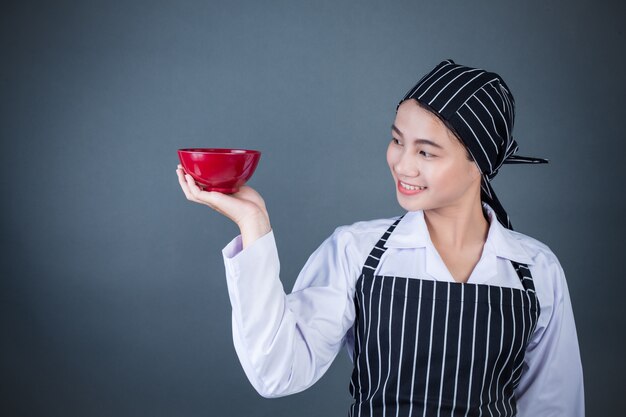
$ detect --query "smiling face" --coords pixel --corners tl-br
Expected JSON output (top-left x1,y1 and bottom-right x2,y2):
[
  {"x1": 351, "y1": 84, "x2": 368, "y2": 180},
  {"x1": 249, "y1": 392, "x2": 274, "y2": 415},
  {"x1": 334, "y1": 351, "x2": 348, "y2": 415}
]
[{"x1": 387, "y1": 99, "x2": 483, "y2": 213}]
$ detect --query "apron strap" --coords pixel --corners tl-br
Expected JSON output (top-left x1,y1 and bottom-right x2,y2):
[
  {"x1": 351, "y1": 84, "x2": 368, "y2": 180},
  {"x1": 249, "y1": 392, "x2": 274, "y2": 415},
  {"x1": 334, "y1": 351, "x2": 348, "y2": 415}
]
[
  {"x1": 360, "y1": 214, "x2": 405, "y2": 276},
  {"x1": 509, "y1": 260, "x2": 538, "y2": 293}
]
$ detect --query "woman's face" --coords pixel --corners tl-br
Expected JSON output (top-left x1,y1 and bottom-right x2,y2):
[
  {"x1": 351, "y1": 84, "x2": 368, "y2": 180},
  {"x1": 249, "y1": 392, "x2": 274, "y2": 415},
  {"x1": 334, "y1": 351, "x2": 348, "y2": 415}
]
[{"x1": 387, "y1": 99, "x2": 482, "y2": 212}]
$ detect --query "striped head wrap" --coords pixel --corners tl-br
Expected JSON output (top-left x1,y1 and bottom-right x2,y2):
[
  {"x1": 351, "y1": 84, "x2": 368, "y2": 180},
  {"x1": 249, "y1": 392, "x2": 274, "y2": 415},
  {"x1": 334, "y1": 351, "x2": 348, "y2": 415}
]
[{"x1": 396, "y1": 59, "x2": 549, "y2": 230}]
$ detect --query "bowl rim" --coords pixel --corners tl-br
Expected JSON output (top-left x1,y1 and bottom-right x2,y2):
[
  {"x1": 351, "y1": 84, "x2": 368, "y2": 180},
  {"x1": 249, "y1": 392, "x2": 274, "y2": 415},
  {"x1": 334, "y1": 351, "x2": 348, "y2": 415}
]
[{"x1": 178, "y1": 148, "x2": 261, "y2": 155}]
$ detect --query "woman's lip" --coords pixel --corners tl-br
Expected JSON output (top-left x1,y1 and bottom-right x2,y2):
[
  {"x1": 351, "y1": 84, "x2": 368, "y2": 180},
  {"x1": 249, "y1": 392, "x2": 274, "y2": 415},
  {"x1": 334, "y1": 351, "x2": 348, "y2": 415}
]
[
  {"x1": 399, "y1": 179, "x2": 425, "y2": 187},
  {"x1": 397, "y1": 179, "x2": 426, "y2": 195}
]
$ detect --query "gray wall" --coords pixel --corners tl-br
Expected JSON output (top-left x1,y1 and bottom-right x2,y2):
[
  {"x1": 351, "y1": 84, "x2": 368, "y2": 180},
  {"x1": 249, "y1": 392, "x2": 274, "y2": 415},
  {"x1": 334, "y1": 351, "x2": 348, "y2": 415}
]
[{"x1": 2, "y1": 0, "x2": 624, "y2": 416}]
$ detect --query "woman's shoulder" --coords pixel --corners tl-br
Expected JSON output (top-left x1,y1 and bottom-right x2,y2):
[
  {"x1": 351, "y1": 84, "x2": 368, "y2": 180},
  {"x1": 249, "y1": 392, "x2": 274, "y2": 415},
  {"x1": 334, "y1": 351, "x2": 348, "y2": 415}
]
[
  {"x1": 505, "y1": 229, "x2": 574, "y2": 340},
  {"x1": 332, "y1": 214, "x2": 402, "y2": 239},
  {"x1": 504, "y1": 229, "x2": 568, "y2": 299},
  {"x1": 505, "y1": 228, "x2": 561, "y2": 265},
  {"x1": 322, "y1": 214, "x2": 403, "y2": 256}
]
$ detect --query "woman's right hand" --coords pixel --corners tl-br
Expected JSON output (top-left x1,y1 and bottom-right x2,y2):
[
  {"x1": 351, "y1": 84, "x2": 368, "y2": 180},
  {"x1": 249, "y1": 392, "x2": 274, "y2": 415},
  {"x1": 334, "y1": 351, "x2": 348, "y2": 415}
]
[{"x1": 176, "y1": 164, "x2": 272, "y2": 248}]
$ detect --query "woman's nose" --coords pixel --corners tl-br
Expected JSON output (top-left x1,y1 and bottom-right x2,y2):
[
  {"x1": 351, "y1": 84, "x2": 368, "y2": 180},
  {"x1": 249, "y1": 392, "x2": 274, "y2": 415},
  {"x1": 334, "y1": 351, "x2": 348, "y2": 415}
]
[{"x1": 395, "y1": 150, "x2": 420, "y2": 177}]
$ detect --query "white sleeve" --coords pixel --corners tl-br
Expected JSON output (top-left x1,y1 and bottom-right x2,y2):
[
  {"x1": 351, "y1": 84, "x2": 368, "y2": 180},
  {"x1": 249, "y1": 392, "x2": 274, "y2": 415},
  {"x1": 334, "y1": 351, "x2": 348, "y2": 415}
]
[
  {"x1": 514, "y1": 256, "x2": 585, "y2": 417},
  {"x1": 221, "y1": 227, "x2": 359, "y2": 398}
]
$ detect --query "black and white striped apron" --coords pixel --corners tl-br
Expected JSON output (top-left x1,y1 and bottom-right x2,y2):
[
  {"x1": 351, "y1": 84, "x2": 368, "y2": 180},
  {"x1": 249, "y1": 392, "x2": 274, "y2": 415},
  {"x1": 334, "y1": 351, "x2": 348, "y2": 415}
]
[{"x1": 348, "y1": 215, "x2": 540, "y2": 417}]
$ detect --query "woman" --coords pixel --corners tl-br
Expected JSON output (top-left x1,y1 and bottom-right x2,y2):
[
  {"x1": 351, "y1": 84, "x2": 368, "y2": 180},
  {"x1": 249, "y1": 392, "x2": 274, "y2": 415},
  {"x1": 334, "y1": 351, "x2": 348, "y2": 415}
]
[{"x1": 176, "y1": 59, "x2": 584, "y2": 416}]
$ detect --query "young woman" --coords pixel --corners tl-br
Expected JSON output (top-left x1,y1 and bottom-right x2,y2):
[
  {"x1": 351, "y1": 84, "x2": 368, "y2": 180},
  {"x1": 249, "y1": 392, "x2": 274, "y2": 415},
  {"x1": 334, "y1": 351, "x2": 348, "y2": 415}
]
[{"x1": 176, "y1": 59, "x2": 584, "y2": 417}]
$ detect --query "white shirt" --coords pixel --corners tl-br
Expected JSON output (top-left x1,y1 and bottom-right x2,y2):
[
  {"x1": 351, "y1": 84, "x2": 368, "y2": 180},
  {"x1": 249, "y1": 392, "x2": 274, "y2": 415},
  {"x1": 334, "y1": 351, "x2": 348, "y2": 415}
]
[{"x1": 221, "y1": 202, "x2": 585, "y2": 416}]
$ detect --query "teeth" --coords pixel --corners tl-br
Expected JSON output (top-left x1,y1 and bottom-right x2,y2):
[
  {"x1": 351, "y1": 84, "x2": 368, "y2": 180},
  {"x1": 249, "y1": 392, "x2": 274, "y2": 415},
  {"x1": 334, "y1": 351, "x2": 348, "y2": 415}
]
[{"x1": 400, "y1": 181, "x2": 425, "y2": 191}]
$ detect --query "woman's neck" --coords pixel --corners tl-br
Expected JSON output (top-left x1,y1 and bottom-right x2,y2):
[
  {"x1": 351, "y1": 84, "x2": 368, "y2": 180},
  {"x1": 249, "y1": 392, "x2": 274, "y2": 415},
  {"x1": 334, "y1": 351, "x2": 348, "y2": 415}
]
[{"x1": 423, "y1": 201, "x2": 490, "y2": 251}]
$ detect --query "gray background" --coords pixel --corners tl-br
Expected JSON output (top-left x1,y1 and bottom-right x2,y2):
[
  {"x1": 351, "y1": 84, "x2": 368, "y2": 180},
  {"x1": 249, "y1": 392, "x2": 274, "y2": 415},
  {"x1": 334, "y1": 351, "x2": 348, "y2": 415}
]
[{"x1": 1, "y1": 0, "x2": 624, "y2": 416}]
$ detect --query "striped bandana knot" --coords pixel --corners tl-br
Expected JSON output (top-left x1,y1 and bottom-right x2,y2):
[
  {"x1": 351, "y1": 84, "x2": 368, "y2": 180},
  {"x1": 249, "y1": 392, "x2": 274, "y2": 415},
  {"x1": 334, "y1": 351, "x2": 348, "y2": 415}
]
[{"x1": 396, "y1": 59, "x2": 549, "y2": 230}]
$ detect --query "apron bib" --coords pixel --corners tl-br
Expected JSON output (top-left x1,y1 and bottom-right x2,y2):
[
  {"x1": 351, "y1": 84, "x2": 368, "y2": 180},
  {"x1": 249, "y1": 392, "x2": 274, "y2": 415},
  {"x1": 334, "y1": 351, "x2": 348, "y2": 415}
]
[{"x1": 348, "y1": 215, "x2": 540, "y2": 417}]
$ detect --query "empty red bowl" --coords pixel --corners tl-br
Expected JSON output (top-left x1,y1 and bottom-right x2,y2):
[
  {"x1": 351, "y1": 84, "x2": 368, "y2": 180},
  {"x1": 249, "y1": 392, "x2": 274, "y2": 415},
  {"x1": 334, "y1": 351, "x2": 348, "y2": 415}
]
[{"x1": 177, "y1": 148, "x2": 261, "y2": 193}]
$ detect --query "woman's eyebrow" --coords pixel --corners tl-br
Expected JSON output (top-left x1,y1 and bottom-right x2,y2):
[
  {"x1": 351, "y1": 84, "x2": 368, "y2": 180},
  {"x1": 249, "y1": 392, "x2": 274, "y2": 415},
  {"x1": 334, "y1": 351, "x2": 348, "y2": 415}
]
[{"x1": 391, "y1": 124, "x2": 443, "y2": 149}]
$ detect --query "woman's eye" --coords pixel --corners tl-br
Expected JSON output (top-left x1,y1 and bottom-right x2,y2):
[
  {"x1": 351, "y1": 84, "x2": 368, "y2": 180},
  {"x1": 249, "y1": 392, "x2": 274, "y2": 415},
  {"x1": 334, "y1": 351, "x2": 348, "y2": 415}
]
[
  {"x1": 391, "y1": 138, "x2": 401, "y2": 145},
  {"x1": 420, "y1": 150, "x2": 434, "y2": 158}
]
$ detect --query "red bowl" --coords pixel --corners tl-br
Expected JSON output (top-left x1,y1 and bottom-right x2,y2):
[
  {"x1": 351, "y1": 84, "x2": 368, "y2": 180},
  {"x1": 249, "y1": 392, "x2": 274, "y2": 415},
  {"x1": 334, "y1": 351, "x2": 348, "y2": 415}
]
[{"x1": 177, "y1": 148, "x2": 261, "y2": 193}]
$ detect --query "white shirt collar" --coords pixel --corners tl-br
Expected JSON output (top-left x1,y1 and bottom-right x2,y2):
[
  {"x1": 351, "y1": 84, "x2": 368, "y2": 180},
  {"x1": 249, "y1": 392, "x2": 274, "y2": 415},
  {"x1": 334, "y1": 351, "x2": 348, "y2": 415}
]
[{"x1": 384, "y1": 202, "x2": 534, "y2": 266}]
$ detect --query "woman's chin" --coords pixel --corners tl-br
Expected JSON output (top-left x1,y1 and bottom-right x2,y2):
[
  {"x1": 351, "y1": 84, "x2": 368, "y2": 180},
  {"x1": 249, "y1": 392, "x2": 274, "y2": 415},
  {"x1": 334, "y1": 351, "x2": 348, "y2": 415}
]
[{"x1": 396, "y1": 196, "x2": 426, "y2": 212}]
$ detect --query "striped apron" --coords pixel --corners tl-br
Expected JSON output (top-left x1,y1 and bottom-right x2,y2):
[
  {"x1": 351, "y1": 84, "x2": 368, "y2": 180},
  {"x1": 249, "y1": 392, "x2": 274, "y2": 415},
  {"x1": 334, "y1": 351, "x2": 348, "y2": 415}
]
[{"x1": 348, "y1": 215, "x2": 540, "y2": 417}]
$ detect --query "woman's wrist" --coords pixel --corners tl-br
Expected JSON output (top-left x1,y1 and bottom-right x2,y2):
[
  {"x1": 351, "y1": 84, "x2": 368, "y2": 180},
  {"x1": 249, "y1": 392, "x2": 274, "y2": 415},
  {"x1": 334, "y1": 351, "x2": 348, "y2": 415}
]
[{"x1": 238, "y1": 213, "x2": 272, "y2": 249}]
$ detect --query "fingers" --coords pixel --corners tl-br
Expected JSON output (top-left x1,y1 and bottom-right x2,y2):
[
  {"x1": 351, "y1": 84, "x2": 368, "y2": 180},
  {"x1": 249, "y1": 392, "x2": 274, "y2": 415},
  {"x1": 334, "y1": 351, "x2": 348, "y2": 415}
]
[
  {"x1": 176, "y1": 165, "x2": 196, "y2": 201},
  {"x1": 184, "y1": 172, "x2": 206, "y2": 199},
  {"x1": 177, "y1": 166, "x2": 207, "y2": 202},
  {"x1": 176, "y1": 165, "x2": 227, "y2": 214}
]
